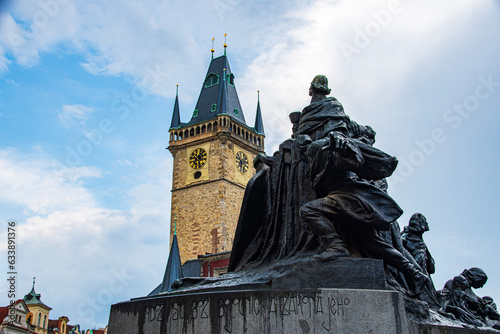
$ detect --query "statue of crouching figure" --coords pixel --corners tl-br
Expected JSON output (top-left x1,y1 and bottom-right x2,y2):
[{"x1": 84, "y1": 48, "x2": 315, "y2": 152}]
[
  {"x1": 439, "y1": 267, "x2": 500, "y2": 328},
  {"x1": 297, "y1": 130, "x2": 430, "y2": 296}
]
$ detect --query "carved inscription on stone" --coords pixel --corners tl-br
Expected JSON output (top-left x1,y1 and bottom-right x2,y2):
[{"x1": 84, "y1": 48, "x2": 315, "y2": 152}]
[
  {"x1": 143, "y1": 292, "x2": 352, "y2": 333},
  {"x1": 109, "y1": 289, "x2": 407, "y2": 334}
]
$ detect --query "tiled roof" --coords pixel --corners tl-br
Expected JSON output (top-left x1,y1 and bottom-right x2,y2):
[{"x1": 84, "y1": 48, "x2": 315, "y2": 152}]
[
  {"x1": 48, "y1": 319, "x2": 59, "y2": 328},
  {"x1": 182, "y1": 259, "x2": 201, "y2": 277},
  {"x1": 170, "y1": 87, "x2": 181, "y2": 129},
  {"x1": 149, "y1": 233, "x2": 183, "y2": 296},
  {"x1": 0, "y1": 306, "x2": 8, "y2": 323},
  {"x1": 171, "y1": 54, "x2": 252, "y2": 129},
  {"x1": 253, "y1": 96, "x2": 265, "y2": 135},
  {"x1": 23, "y1": 286, "x2": 51, "y2": 309}
]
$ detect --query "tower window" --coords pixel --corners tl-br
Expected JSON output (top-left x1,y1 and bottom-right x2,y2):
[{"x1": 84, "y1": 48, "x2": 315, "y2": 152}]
[
  {"x1": 211, "y1": 103, "x2": 217, "y2": 113},
  {"x1": 193, "y1": 109, "x2": 199, "y2": 117},
  {"x1": 227, "y1": 73, "x2": 235, "y2": 86},
  {"x1": 204, "y1": 73, "x2": 219, "y2": 87},
  {"x1": 234, "y1": 108, "x2": 239, "y2": 116}
]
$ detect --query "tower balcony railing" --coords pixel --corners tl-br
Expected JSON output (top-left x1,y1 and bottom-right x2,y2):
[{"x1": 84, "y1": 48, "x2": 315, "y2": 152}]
[{"x1": 169, "y1": 115, "x2": 264, "y2": 148}]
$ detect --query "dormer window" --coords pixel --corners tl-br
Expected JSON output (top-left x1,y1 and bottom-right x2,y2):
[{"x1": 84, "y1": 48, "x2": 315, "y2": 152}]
[
  {"x1": 211, "y1": 103, "x2": 217, "y2": 113},
  {"x1": 193, "y1": 109, "x2": 199, "y2": 117},
  {"x1": 204, "y1": 73, "x2": 219, "y2": 87},
  {"x1": 234, "y1": 108, "x2": 239, "y2": 116},
  {"x1": 227, "y1": 73, "x2": 235, "y2": 86}
]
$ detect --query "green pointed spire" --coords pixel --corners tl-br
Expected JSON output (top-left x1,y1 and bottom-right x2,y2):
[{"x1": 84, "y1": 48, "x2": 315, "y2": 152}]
[
  {"x1": 174, "y1": 214, "x2": 177, "y2": 235},
  {"x1": 170, "y1": 85, "x2": 181, "y2": 129},
  {"x1": 254, "y1": 90, "x2": 265, "y2": 135}
]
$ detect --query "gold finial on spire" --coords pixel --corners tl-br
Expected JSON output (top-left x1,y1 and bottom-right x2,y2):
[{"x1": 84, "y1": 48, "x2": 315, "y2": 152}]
[
  {"x1": 223, "y1": 33, "x2": 227, "y2": 55},
  {"x1": 176, "y1": 84, "x2": 179, "y2": 95},
  {"x1": 211, "y1": 38, "x2": 215, "y2": 59},
  {"x1": 258, "y1": 90, "x2": 260, "y2": 101}
]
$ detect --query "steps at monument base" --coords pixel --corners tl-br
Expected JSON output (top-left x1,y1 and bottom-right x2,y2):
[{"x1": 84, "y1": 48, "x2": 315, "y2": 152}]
[{"x1": 408, "y1": 322, "x2": 500, "y2": 334}]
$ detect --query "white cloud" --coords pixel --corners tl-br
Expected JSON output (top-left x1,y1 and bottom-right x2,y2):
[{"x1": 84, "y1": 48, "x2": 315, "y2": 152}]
[
  {"x1": 0, "y1": 147, "x2": 170, "y2": 327},
  {"x1": 117, "y1": 158, "x2": 132, "y2": 166},
  {"x1": 0, "y1": 148, "x2": 100, "y2": 214},
  {"x1": 236, "y1": 0, "x2": 499, "y2": 151},
  {"x1": 59, "y1": 104, "x2": 95, "y2": 128},
  {"x1": 0, "y1": 44, "x2": 10, "y2": 72}
]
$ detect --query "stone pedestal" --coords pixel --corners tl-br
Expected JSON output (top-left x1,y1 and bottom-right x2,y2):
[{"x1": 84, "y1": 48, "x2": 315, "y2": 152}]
[
  {"x1": 109, "y1": 288, "x2": 409, "y2": 334},
  {"x1": 108, "y1": 257, "x2": 500, "y2": 333}
]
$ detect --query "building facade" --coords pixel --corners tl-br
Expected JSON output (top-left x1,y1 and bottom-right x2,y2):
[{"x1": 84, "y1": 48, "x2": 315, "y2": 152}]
[
  {"x1": 0, "y1": 299, "x2": 37, "y2": 334},
  {"x1": 23, "y1": 284, "x2": 52, "y2": 334}
]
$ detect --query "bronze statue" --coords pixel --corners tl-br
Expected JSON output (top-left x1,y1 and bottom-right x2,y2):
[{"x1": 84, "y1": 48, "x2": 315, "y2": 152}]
[
  {"x1": 173, "y1": 74, "x2": 499, "y2": 331},
  {"x1": 439, "y1": 268, "x2": 500, "y2": 327},
  {"x1": 229, "y1": 75, "x2": 430, "y2": 296},
  {"x1": 401, "y1": 213, "x2": 435, "y2": 276},
  {"x1": 296, "y1": 75, "x2": 429, "y2": 294}
]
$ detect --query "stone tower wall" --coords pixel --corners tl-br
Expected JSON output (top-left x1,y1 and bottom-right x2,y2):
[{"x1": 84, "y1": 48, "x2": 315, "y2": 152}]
[{"x1": 168, "y1": 119, "x2": 264, "y2": 263}]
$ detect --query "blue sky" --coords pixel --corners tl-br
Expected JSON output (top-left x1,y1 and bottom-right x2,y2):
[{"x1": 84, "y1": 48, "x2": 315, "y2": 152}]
[{"x1": 1, "y1": 0, "x2": 500, "y2": 329}]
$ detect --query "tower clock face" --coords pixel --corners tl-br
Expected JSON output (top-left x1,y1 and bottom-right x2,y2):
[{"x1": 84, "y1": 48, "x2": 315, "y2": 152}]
[
  {"x1": 189, "y1": 148, "x2": 207, "y2": 169},
  {"x1": 235, "y1": 151, "x2": 249, "y2": 173}
]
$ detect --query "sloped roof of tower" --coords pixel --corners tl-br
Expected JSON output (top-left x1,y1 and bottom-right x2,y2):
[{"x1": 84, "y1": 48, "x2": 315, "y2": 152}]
[
  {"x1": 170, "y1": 85, "x2": 181, "y2": 129},
  {"x1": 23, "y1": 282, "x2": 52, "y2": 310},
  {"x1": 254, "y1": 91, "x2": 265, "y2": 135},
  {"x1": 148, "y1": 226, "x2": 183, "y2": 295},
  {"x1": 185, "y1": 54, "x2": 246, "y2": 126},
  {"x1": 159, "y1": 233, "x2": 183, "y2": 293}
]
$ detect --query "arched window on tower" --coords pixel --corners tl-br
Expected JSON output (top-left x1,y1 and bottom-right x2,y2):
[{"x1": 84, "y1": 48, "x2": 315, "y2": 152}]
[
  {"x1": 204, "y1": 73, "x2": 219, "y2": 88},
  {"x1": 207, "y1": 123, "x2": 212, "y2": 132},
  {"x1": 38, "y1": 313, "x2": 41, "y2": 327}
]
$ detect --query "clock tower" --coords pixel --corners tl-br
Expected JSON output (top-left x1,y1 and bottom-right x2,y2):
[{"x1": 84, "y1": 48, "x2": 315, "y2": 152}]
[{"x1": 167, "y1": 46, "x2": 265, "y2": 264}]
